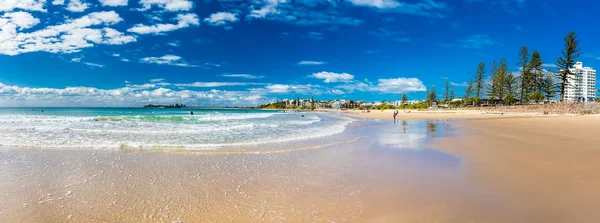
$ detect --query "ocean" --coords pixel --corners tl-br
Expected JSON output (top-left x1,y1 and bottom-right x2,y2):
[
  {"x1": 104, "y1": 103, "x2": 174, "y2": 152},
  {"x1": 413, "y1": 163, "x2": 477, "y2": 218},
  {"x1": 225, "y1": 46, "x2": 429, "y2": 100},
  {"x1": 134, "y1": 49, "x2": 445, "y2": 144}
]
[{"x1": 0, "y1": 108, "x2": 352, "y2": 150}]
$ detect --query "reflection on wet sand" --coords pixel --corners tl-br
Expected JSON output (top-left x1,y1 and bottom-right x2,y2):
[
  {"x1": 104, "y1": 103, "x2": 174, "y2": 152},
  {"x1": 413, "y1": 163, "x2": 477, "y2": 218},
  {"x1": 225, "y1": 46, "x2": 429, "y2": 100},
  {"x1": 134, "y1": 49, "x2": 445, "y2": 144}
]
[{"x1": 1, "y1": 118, "x2": 518, "y2": 222}]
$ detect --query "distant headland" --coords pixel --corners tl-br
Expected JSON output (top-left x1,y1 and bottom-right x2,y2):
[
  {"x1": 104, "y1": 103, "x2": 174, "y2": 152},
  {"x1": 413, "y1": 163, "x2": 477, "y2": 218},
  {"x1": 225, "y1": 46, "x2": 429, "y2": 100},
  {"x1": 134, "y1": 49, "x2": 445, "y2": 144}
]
[{"x1": 143, "y1": 104, "x2": 187, "y2": 108}]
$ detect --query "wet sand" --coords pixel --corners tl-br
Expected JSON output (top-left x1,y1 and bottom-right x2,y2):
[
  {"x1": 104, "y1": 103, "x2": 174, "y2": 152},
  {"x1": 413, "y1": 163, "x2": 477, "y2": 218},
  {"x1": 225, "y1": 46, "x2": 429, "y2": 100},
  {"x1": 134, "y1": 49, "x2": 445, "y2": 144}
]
[
  {"x1": 1, "y1": 119, "x2": 518, "y2": 222},
  {"x1": 344, "y1": 109, "x2": 550, "y2": 120}
]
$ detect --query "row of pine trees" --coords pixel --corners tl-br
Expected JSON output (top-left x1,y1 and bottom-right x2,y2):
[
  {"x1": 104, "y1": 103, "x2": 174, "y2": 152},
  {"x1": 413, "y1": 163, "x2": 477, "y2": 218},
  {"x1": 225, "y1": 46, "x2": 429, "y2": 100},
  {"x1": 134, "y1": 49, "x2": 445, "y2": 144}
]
[{"x1": 422, "y1": 31, "x2": 585, "y2": 106}]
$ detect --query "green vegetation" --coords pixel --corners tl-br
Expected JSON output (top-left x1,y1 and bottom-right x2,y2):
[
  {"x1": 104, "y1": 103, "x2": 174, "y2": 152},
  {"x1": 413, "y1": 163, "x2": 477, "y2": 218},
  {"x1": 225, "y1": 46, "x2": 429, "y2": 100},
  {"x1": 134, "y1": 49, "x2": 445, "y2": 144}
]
[
  {"x1": 475, "y1": 62, "x2": 485, "y2": 98},
  {"x1": 555, "y1": 31, "x2": 581, "y2": 103}
]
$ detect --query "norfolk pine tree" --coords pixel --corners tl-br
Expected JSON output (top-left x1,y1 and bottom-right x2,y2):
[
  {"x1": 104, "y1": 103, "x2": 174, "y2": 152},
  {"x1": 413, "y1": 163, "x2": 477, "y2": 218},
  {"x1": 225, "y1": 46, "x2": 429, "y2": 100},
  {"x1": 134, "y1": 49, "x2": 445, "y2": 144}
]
[{"x1": 555, "y1": 31, "x2": 581, "y2": 103}]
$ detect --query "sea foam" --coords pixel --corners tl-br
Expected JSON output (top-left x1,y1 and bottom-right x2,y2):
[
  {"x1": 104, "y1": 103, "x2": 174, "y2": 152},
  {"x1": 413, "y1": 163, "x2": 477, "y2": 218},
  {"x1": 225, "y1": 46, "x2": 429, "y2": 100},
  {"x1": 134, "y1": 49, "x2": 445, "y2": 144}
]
[{"x1": 0, "y1": 111, "x2": 352, "y2": 150}]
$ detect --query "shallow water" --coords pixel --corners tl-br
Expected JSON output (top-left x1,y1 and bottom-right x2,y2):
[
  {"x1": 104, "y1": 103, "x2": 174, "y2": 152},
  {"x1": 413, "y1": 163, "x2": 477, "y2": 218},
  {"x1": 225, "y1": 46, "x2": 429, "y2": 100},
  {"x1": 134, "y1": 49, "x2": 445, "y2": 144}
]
[
  {"x1": 0, "y1": 108, "x2": 351, "y2": 149},
  {"x1": 0, "y1": 118, "x2": 519, "y2": 222}
]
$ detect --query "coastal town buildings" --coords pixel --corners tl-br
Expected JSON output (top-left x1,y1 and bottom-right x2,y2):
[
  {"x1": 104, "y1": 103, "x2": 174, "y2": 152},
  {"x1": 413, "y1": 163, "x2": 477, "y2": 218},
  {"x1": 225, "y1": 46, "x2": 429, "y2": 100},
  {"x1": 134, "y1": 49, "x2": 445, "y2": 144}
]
[{"x1": 563, "y1": 62, "x2": 596, "y2": 103}]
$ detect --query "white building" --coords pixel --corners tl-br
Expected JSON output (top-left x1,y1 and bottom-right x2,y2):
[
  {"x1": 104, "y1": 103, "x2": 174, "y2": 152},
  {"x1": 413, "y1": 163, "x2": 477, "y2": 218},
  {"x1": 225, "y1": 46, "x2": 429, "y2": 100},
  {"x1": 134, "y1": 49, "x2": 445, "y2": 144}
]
[{"x1": 563, "y1": 62, "x2": 596, "y2": 103}]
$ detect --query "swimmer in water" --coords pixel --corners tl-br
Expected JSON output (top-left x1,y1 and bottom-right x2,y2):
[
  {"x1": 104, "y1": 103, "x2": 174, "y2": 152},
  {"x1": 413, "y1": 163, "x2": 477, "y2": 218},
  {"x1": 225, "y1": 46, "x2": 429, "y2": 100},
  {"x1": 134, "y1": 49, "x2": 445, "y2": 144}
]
[{"x1": 190, "y1": 111, "x2": 194, "y2": 115}]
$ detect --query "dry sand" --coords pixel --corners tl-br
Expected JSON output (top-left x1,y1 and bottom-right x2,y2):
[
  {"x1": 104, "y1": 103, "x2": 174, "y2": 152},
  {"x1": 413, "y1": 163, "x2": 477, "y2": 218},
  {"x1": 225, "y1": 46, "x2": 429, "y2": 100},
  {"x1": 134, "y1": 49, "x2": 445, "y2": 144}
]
[{"x1": 429, "y1": 115, "x2": 600, "y2": 223}]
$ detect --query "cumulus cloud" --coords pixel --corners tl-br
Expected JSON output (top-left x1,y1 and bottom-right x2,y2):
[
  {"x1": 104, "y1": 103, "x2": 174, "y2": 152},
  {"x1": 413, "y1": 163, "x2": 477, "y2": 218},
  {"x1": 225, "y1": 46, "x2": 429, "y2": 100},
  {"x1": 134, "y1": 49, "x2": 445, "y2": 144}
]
[
  {"x1": 222, "y1": 74, "x2": 265, "y2": 79},
  {"x1": 0, "y1": 82, "x2": 268, "y2": 107},
  {"x1": 297, "y1": 60, "x2": 325, "y2": 65},
  {"x1": 127, "y1": 13, "x2": 199, "y2": 35},
  {"x1": 99, "y1": 0, "x2": 128, "y2": 6},
  {"x1": 139, "y1": 54, "x2": 202, "y2": 68},
  {"x1": 372, "y1": 78, "x2": 426, "y2": 93},
  {"x1": 0, "y1": 0, "x2": 46, "y2": 12},
  {"x1": 0, "y1": 11, "x2": 136, "y2": 56},
  {"x1": 312, "y1": 71, "x2": 354, "y2": 83},
  {"x1": 66, "y1": 0, "x2": 90, "y2": 12},
  {"x1": 1, "y1": 11, "x2": 40, "y2": 30},
  {"x1": 260, "y1": 84, "x2": 322, "y2": 95},
  {"x1": 265, "y1": 84, "x2": 290, "y2": 93},
  {"x1": 204, "y1": 12, "x2": 238, "y2": 26},
  {"x1": 335, "y1": 77, "x2": 426, "y2": 93},
  {"x1": 139, "y1": 0, "x2": 193, "y2": 11}
]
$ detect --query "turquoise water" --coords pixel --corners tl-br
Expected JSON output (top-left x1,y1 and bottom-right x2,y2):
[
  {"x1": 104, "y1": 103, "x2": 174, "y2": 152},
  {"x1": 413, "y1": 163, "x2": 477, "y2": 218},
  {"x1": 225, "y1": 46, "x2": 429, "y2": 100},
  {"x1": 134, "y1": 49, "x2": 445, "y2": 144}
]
[
  {"x1": 0, "y1": 107, "x2": 276, "y2": 117},
  {"x1": 0, "y1": 108, "x2": 352, "y2": 150}
]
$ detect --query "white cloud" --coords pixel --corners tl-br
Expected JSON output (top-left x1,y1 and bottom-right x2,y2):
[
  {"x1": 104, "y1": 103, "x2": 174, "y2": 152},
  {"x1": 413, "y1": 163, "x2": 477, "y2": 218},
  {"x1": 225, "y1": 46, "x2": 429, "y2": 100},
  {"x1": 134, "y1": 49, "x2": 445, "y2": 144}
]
[
  {"x1": 70, "y1": 57, "x2": 104, "y2": 68},
  {"x1": 350, "y1": 0, "x2": 400, "y2": 9},
  {"x1": 542, "y1": 63, "x2": 556, "y2": 68},
  {"x1": 167, "y1": 40, "x2": 180, "y2": 47},
  {"x1": 0, "y1": 11, "x2": 136, "y2": 56},
  {"x1": 248, "y1": 0, "x2": 284, "y2": 19},
  {"x1": 112, "y1": 53, "x2": 120, "y2": 57},
  {"x1": 66, "y1": 0, "x2": 90, "y2": 12},
  {"x1": 174, "y1": 82, "x2": 264, "y2": 88},
  {"x1": 139, "y1": 0, "x2": 193, "y2": 11},
  {"x1": 204, "y1": 12, "x2": 238, "y2": 26},
  {"x1": 297, "y1": 60, "x2": 325, "y2": 65},
  {"x1": 0, "y1": 82, "x2": 268, "y2": 107},
  {"x1": 449, "y1": 81, "x2": 468, "y2": 87},
  {"x1": 262, "y1": 84, "x2": 321, "y2": 94},
  {"x1": 127, "y1": 13, "x2": 199, "y2": 35},
  {"x1": 139, "y1": 54, "x2": 201, "y2": 68},
  {"x1": 1, "y1": 11, "x2": 40, "y2": 30},
  {"x1": 222, "y1": 74, "x2": 265, "y2": 79},
  {"x1": 265, "y1": 84, "x2": 290, "y2": 93},
  {"x1": 99, "y1": 0, "x2": 128, "y2": 6},
  {"x1": 331, "y1": 89, "x2": 345, "y2": 94},
  {"x1": 0, "y1": 0, "x2": 46, "y2": 12},
  {"x1": 349, "y1": 0, "x2": 448, "y2": 18},
  {"x1": 121, "y1": 58, "x2": 130, "y2": 62},
  {"x1": 149, "y1": 78, "x2": 165, "y2": 83},
  {"x1": 312, "y1": 71, "x2": 354, "y2": 83},
  {"x1": 372, "y1": 77, "x2": 426, "y2": 93},
  {"x1": 335, "y1": 77, "x2": 426, "y2": 93},
  {"x1": 246, "y1": 0, "x2": 362, "y2": 26},
  {"x1": 83, "y1": 62, "x2": 104, "y2": 68},
  {"x1": 52, "y1": 0, "x2": 65, "y2": 5}
]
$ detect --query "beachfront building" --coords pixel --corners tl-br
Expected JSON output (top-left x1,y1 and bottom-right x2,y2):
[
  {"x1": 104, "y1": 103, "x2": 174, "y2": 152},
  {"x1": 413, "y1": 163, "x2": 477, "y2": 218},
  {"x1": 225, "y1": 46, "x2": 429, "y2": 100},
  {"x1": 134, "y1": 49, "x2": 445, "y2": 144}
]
[{"x1": 563, "y1": 62, "x2": 596, "y2": 103}]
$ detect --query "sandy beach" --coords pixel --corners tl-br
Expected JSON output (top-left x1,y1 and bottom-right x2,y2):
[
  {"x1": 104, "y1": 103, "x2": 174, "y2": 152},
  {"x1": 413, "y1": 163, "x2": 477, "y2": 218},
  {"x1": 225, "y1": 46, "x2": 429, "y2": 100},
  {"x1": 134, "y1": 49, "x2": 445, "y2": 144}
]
[
  {"x1": 430, "y1": 116, "x2": 600, "y2": 222},
  {"x1": 2, "y1": 110, "x2": 600, "y2": 222}
]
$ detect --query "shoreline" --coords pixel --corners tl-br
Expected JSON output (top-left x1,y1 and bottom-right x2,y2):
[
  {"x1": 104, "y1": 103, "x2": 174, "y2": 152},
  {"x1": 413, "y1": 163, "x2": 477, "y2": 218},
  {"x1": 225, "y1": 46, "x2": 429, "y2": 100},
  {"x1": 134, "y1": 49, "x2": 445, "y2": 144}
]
[{"x1": 342, "y1": 108, "x2": 563, "y2": 120}]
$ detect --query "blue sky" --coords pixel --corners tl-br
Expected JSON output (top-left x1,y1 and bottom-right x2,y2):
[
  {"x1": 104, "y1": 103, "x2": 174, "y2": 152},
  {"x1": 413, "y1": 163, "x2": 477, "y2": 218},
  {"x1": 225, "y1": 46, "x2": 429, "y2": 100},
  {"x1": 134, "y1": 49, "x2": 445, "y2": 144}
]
[{"x1": 0, "y1": 0, "x2": 599, "y2": 106}]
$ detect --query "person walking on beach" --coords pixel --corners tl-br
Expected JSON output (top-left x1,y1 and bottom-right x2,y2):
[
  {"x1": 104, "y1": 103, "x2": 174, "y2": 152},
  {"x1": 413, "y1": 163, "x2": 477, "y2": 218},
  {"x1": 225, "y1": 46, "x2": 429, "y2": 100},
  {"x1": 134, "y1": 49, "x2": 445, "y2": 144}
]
[{"x1": 393, "y1": 110, "x2": 399, "y2": 124}]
